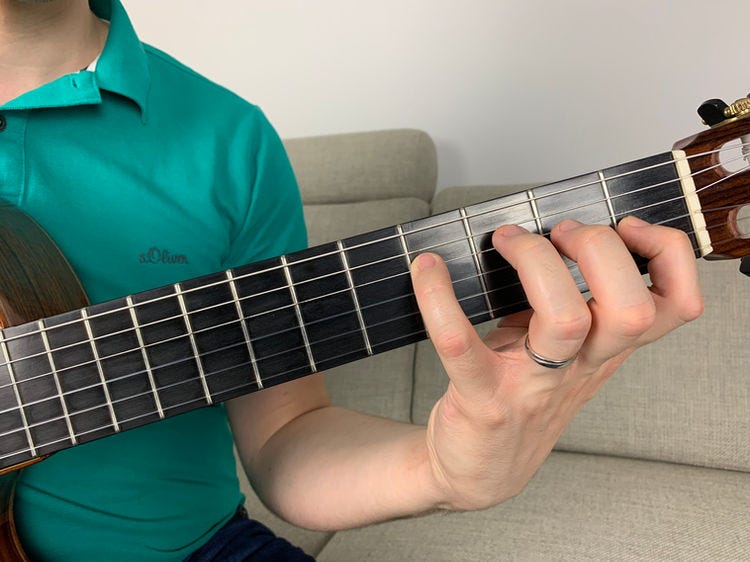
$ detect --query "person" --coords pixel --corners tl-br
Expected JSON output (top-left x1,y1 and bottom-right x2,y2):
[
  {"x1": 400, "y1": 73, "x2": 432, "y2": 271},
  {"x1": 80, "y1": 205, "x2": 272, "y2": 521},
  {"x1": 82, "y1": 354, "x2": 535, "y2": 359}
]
[{"x1": 0, "y1": 0, "x2": 704, "y2": 560}]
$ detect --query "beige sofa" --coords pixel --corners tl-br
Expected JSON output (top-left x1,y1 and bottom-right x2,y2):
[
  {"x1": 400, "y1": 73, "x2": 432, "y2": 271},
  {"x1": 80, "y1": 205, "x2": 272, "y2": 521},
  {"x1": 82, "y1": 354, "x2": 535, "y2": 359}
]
[{"x1": 238, "y1": 129, "x2": 750, "y2": 560}]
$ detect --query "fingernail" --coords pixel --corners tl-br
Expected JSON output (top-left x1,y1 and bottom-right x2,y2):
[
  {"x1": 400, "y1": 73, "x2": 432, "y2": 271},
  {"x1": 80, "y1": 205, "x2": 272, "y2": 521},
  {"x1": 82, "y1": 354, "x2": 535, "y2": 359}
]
[
  {"x1": 556, "y1": 219, "x2": 582, "y2": 232},
  {"x1": 622, "y1": 215, "x2": 649, "y2": 227},
  {"x1": 414, "y1": 253, "x2": 437, "y2": 270},
  {"x1": 497, "y1": 224, "x2": 527, "y2": 237}
]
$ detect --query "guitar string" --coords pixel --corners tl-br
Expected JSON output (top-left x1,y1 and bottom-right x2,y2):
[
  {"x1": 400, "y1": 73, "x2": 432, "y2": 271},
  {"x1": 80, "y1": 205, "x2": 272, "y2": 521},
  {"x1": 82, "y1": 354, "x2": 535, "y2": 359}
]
[
  {"x1": 0, "y1": 214, "x2": 743, "y2": 464},
  {"x1": 0, "y1": 201, "x2": 743, "y2": 459},
  {"x1": 0, "y1": 150, "x2": 747, "y2": 443},
  {"x1": 0, "y1": 154, "x2": 746, "y2": 395},
  {"x1": 0, "y1": 141, "x2": 745, "y2": 353},
  {"x1": 0, "y1": 142, "x2": 745, "y2": 360},
  {"x1": 0, "y1": 155, "x2": 736, "y2": 390}
]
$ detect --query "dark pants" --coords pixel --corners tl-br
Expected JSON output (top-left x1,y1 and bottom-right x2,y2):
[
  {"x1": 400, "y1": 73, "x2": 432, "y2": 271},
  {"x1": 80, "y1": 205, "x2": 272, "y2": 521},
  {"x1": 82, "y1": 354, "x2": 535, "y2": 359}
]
[{"x1": 185, "y1": 507, "x2": 316, "y2": 561}]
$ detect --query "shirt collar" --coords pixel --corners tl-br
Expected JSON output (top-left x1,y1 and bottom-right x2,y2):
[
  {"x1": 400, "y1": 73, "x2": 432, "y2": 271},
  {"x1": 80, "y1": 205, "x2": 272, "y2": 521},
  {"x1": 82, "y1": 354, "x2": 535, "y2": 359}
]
[
  {"x1": 1, "y1": 0, "x2": 150, "y2": 119},
  {"x1": 90, "y1": 0, "x2": 151, "y2": 118}
]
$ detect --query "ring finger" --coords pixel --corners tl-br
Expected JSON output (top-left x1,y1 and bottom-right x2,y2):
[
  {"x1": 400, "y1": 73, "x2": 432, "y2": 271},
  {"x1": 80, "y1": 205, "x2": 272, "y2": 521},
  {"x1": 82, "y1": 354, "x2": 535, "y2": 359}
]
[{"x1": 492, "y1": 225, "x2": 591, "y2": 368}]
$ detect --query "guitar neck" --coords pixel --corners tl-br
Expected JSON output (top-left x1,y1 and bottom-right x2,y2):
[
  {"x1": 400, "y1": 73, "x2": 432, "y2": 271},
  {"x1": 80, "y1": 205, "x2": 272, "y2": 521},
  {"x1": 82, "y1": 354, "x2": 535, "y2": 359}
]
[{"x1": 0, "y1": 149, "x2": 702, "y2": 471}]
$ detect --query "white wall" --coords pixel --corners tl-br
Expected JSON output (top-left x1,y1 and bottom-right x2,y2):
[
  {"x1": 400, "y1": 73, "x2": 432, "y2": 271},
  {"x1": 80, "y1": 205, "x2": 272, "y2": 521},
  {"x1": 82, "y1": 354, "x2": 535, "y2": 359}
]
[{"x1": 123, "y1": 0, "x2": 749, "y2": 189}]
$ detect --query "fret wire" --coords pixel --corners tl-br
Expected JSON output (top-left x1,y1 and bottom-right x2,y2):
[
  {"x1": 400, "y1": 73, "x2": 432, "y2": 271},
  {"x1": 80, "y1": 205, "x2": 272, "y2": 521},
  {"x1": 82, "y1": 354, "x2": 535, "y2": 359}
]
[
  {"x1": 0, "y1": 336, "x2": 36, "y2": 457},
  {"x1": 127, "y1": 296, "x2": 165, "y2": 419},
  {"x1": 598, "y1": 171, "x2": 618, "y2": 228},
  {"x1": 38, "y1": 320, "x2": 76, "y2": 445},
  {"x1": 0, "y1": 154, "x2": 743, "y2": 397},
  {"x1": 81, "y1": 308, "x2": 120, "y2": 433},
  {"x1": 0, "y1": 271, "x2": 602, "y2": 461},
  {"x1": 0, "y1": 171, "x2": 730, "y2": 406},
  {"x1": 175, "y1": 284, "x2": 213, "y2": 405},
  {"x1": 1, "y1": 151, "x2": 742, "y2": 462},
  {"x1": 527, "y1": 189, "x2": 544, "y2": 234},
  {"x1": 2, "y1": 205, "x2": 723, "y2": 426},
  {"x1": 0, "y1": 177, "x2": 732, "y2": 401},
  {"x1": 460, "y1": 207, "x2": 494, "y2": 319},
  {"x1": 395, "y1": 224, "x2": 412, "y2": 269},
  {"x1": 337, "y1": 240, "x2": 373, "y2": 356},
  {"x1": 0, "y1": 213, "x2": 735, "y2": 457},
  {"x1": 1, "y1": 146, "x2": 743, "y2": 357},
  {"x1": 281, "y1": 255, "x2": 317, "y2": 373},
  {"x1": 0, "y1": 272, "x2": 557, "y2": 453},
  {"x1": 0, "y1": 201, "x2": 728, "y2": 432},
  {"x1": 226, "y1": 270, "x2": 263, "y2": 390}
]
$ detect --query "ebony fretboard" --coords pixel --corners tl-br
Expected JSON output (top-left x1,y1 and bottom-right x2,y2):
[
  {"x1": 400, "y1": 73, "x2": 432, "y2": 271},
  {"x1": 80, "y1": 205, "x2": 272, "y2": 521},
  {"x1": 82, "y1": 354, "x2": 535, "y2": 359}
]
[{"x1": 0, "y1": 151, "x2": 699, "y2": 470}]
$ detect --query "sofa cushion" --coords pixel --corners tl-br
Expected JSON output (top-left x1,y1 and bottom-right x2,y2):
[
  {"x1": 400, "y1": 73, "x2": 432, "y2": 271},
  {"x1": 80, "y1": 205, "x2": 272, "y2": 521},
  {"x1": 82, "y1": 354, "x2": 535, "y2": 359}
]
[
  {"x1": 285, "y1": 129, "x2": 437, "y2": 205},
  {"x1": 316, "y1": 451, "x2": 750, "y2": 561},
  {"x1": 303, "y1": 198, "x2": 430, "y2": 248}
]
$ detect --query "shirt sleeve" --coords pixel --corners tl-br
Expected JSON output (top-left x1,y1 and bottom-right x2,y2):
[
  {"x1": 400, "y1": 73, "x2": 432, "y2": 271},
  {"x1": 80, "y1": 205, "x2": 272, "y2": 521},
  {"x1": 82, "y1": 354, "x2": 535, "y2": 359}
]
[{"x1": 221, "y1": 108, "x2": 308, "y2": 270}]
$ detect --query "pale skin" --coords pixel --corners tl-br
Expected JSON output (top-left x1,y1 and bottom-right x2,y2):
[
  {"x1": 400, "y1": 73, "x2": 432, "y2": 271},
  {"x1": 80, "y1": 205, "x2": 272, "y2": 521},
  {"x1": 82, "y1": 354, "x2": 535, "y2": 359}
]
[{"x1": 1, "y1": 0, "x2": 704, "y2": 538}]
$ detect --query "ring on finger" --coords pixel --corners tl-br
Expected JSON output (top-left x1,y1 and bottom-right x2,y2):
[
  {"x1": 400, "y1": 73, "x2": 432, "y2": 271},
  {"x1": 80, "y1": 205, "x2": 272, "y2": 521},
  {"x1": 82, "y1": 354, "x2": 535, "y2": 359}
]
[{"x1": 524, "y1": 334, "x2": 577, "y2": 370}]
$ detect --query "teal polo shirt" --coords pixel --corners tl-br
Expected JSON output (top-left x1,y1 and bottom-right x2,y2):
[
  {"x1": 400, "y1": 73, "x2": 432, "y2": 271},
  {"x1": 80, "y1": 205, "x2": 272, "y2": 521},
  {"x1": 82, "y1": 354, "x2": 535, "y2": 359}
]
[{"x1": 0, "y1": 0, "x2": 307, "y2": 559}]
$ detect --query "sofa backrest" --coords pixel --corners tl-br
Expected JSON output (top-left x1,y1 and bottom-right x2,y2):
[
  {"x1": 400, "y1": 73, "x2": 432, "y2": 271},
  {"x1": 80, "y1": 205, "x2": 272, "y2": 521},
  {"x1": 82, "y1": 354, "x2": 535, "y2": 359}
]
[
  {"x1": 284, "y1": 129, "x2": 437, "y2": 422},
  {"x1": 418, "y1": 184, "x2": 750, "y2": 473}
]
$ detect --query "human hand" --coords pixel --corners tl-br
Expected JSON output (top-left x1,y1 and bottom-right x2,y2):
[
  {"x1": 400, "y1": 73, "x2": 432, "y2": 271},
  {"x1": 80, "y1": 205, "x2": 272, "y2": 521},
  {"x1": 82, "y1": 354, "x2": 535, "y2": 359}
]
[{"x1": 410, "y1": 216, "x2": 703, "y2": 511}]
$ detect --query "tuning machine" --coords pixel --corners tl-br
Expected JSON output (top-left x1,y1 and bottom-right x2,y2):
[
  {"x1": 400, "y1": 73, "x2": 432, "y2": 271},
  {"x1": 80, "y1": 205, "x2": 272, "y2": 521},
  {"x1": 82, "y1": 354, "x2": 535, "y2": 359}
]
[
  {"x1": 697, "y1": 93, "x2": 750, "y2": 277},
  {"x1": 698, "y1": 94, "x2": 750, "y2": 127}
]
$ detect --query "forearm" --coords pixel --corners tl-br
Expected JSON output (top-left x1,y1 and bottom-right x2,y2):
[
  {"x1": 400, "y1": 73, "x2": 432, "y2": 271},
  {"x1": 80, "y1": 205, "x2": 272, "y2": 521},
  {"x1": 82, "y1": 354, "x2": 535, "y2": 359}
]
[{"x1": 246, "y1": 406, "x2": 444, "y2": 531}]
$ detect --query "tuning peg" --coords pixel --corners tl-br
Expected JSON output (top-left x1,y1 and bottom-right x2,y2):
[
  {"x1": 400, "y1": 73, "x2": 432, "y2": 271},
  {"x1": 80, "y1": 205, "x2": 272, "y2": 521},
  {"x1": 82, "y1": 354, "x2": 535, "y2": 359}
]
[
  {"x1": 698, "y1": 99, "x2": 730, "y2": 126},
  {"x1": 741, "y1": 256, "x2": 750, "y2": 277}
]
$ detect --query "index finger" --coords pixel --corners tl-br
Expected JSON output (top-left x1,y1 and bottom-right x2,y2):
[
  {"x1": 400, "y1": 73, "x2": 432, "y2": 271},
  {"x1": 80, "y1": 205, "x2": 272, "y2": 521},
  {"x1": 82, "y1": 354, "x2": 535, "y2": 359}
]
[{"x1": 410, "y1": 253, "x2": 497, "y2": 397}]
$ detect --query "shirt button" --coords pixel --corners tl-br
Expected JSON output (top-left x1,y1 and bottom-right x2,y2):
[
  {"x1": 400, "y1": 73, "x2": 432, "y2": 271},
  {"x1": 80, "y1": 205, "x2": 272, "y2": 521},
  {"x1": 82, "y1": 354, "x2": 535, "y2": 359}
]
[{"x1": 0, "y1": 114, "x2": 6, "y2": 131}]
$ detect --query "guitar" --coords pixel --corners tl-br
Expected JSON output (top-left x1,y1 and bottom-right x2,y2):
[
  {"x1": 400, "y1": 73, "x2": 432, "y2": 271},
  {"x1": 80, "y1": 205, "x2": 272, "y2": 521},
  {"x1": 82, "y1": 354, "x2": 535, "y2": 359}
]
[{"x1": 1, "y1": 95, "x2": 750, "y2": 561}]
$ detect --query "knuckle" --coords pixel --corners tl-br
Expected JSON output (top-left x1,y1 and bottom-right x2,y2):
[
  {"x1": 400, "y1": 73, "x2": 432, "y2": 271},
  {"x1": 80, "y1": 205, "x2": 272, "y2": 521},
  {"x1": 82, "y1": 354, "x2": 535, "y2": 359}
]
[
  {"x1": 433, "y1": 327, "x2": 474, "y2": 360},
  {"x1": 550, "y1": 309, "x2": 592, "y2": 341},
  {"x1": 616, "y1": 301, "x2": 657, "y2": 337},
  {"x1": 677, "y1": 294, "x2": 705, "y2": 323},
  {"x1": 581, "y1": 225, "x2": 619, "y2": 248},
  {"x1": 415, "y1": 278, "x2": 451, "y2": 301},
  {"x1": 666, "y1": 227, "x2": 692, "y2": 249},
  {"x1": 515, "y1": 237, "x2": 553, "y2": 261}
]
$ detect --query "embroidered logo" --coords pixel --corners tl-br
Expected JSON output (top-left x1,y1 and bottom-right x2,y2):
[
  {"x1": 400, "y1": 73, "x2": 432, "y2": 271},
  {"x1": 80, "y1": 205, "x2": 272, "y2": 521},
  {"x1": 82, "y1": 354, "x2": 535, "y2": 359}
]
[{"x1": 139, "y1": 247, "x2": 189, "y2": 265}]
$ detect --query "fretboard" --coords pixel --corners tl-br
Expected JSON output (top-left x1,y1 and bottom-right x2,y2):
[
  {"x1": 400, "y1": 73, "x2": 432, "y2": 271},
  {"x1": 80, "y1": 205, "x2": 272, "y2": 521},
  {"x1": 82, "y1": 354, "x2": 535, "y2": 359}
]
[{"x1": 0, "y1": 150, "x2": 700, "y2": 470}]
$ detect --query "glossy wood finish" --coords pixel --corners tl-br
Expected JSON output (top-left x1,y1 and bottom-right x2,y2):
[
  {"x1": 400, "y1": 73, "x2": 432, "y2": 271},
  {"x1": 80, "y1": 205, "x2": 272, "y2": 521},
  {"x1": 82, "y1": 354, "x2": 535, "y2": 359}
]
[
  {"x1": 0, "y1": 472, "x2": 26, "y2": 562},
  {"x1": 673, "y1": 117, "x2": 750, "y2": 258},
  {"x1": 0, "y1": 205, "x2": 87, "y2": 562},
  {"x1": 0, "y1": 205, "x2": 89, "y2": 327}
]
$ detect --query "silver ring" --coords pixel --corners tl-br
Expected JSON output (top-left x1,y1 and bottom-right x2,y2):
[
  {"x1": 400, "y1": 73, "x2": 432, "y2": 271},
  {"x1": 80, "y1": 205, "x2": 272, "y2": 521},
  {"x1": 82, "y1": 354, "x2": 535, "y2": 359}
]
[{"x1": 524, "y1": 335, "x2": 577, "y2": 370}]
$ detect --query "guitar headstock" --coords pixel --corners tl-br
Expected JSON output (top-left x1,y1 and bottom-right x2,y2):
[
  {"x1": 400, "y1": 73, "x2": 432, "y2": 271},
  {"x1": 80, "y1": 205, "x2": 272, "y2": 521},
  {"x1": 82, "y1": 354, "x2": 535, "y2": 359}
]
[{"x1": 673, "y1": 94, "x2": 750, "y2": 262}]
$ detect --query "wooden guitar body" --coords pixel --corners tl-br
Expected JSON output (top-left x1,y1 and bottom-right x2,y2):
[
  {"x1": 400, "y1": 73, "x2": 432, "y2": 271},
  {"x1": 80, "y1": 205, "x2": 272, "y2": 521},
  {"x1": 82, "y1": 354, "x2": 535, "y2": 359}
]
[{"x1": 0, "y1": 204, "x2": 89, "y2": 562}]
